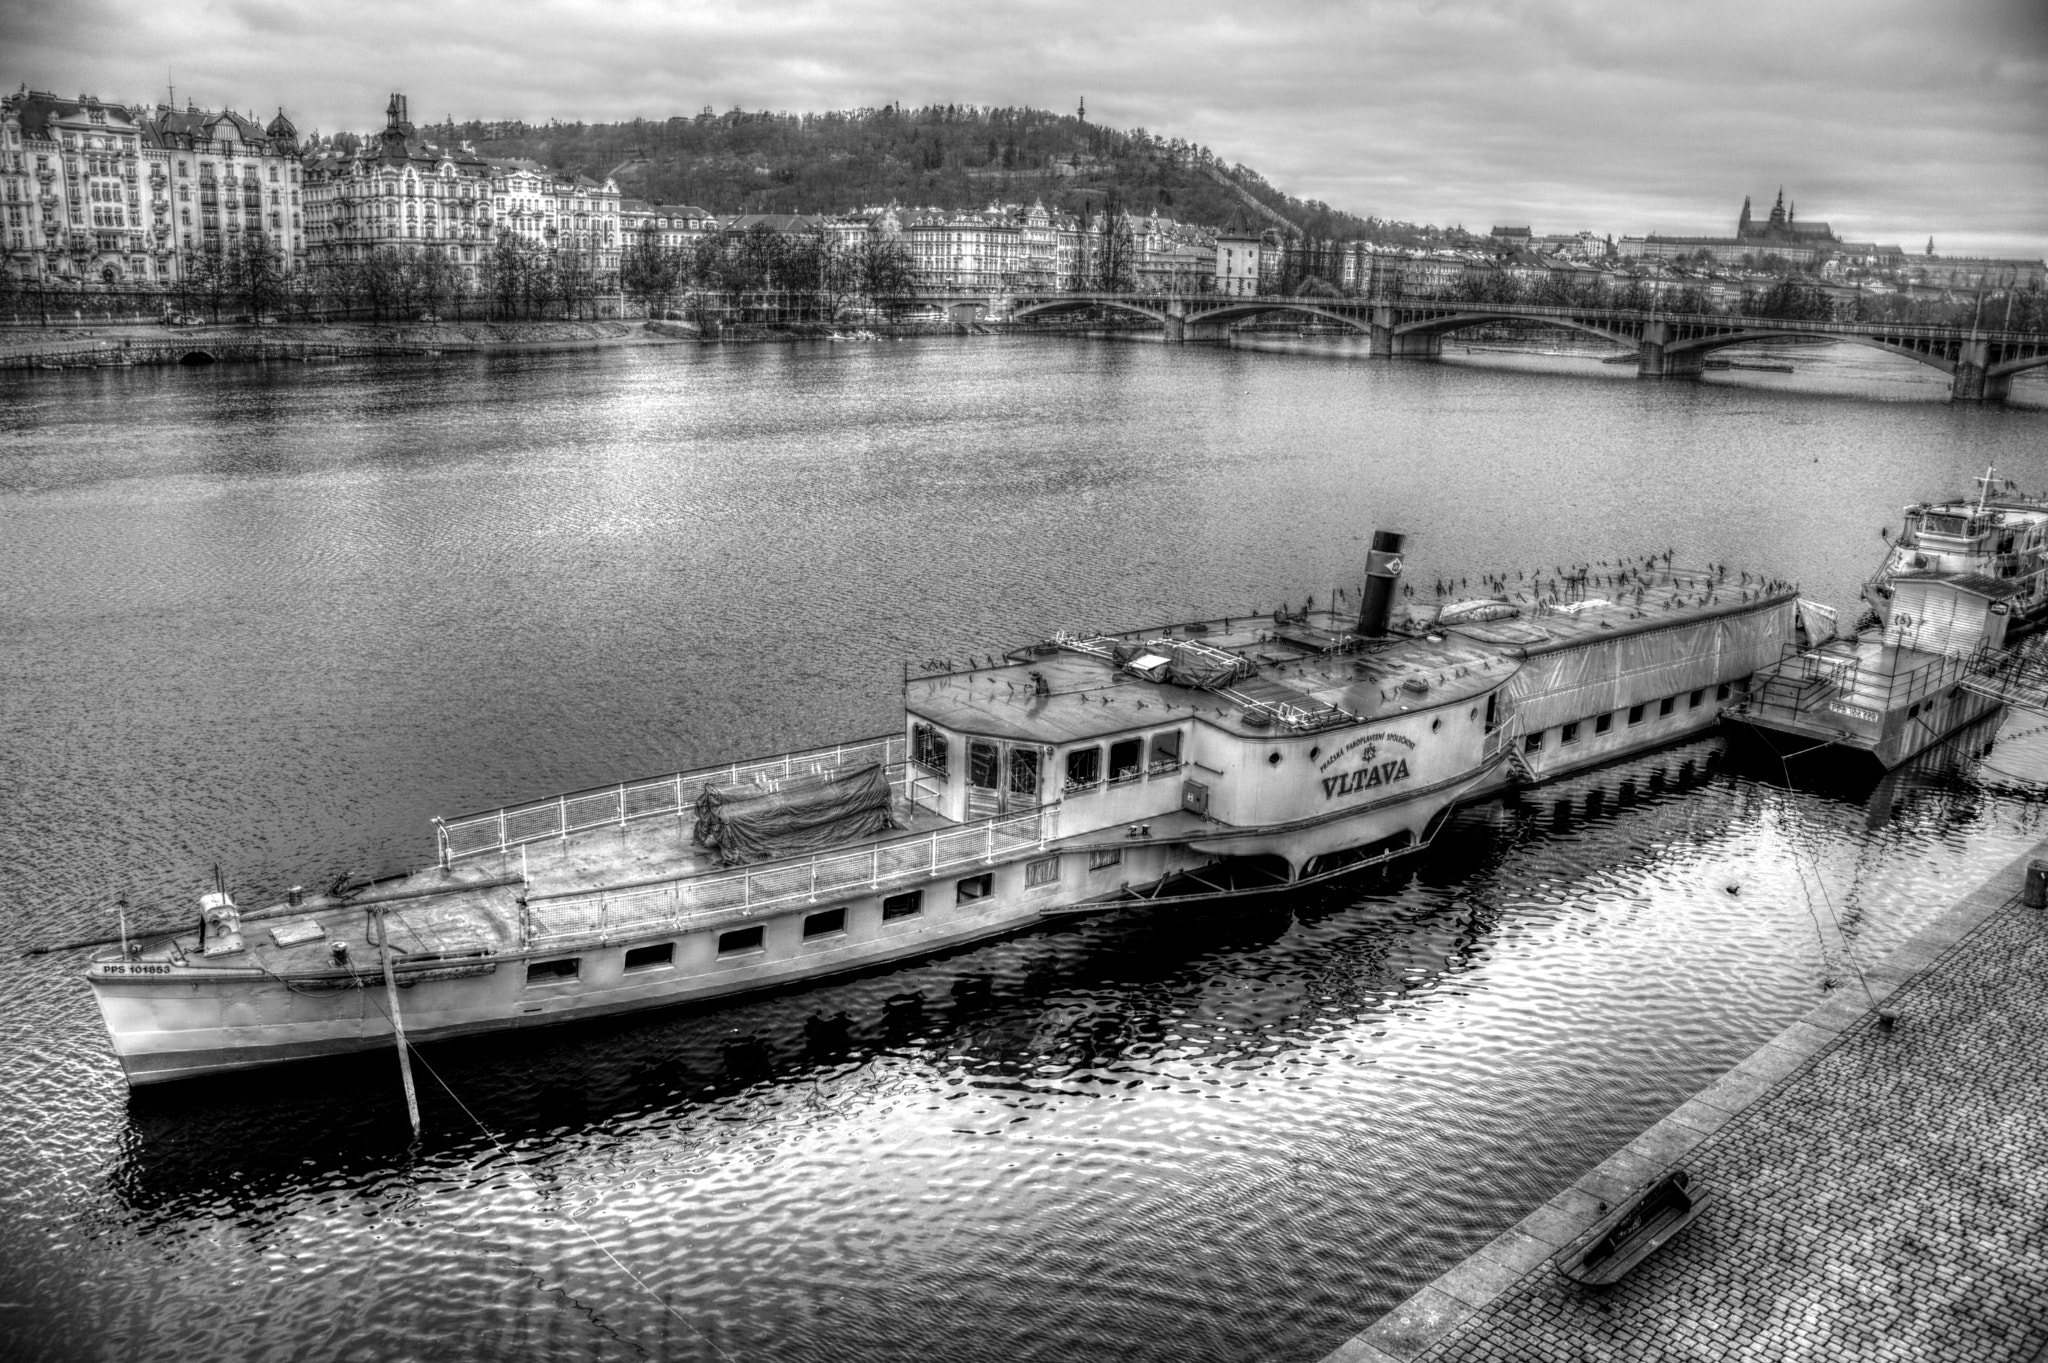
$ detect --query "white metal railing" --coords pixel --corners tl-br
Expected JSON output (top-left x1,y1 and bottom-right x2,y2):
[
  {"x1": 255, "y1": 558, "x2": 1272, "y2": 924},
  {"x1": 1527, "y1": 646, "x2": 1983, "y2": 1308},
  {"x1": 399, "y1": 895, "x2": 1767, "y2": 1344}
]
[
  {"x1": 1482, "y1": 714, "x2": 1525, "y2": 763},
  {"x1": 523, "y1": 804, "x2": 1061, "y2": 949},
  {"x1": 437, "y1": 734, "x2": 906, "y2": 863},
  {"x1": 1218, "y1": 686, "x2": 1360, "y2": 732}
]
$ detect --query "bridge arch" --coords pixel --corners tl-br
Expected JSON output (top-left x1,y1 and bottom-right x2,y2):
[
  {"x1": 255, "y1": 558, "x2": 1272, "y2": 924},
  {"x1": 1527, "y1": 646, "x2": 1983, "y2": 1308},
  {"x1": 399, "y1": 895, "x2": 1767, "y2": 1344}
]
[
  {"x1": 176, "y1": 350, "x2": 217, "y2": 365},
  {"x1": 1010, "y1": 296, "x2": 1168, "y2": 326},
  {"x1": 1181, "y1": 300, "x2": 1371, "y2": 335},
  {"x1": 1663, "y1": 328, "x2": 1958, "y2": 374},
  {"x1": 1390, "y1": 310, "x2": 1639, "y2": 351},
  {"x1": 1989, "y1": 351, "x2": 2048, "y2": 381}
]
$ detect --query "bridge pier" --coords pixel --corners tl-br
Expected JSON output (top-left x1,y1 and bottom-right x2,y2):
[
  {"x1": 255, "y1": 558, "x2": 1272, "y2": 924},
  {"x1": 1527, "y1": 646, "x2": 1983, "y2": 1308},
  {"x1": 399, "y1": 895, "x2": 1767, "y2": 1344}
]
[
  {"x1": 1162, "y1": 312, "x2": 1185, "y2": 344},
  {"x1": 1950, "y1": 339, "x2": 2012, "y2": 403},
  {"x1": 1635, "y1": 321, "x2": 1705, "y2": 380}
]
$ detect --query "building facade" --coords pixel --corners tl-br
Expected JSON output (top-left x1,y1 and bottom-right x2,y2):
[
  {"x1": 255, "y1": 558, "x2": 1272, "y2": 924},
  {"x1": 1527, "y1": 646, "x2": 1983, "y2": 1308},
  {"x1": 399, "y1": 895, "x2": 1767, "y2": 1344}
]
[
  {"x1": 905, "y1": 208, "x2": 1023, "y2": 291},
  {"x1": 1214, "y1": 226, "x2": 1264, "y2": 295},
  {"x1": 3, "y1": 92, "x2": 151, "y2": 285},
  {"x1": 619, "y1": 200, "x2": 717, "y2": 254},
  {"x1": 0, "y1": 90, "x2": 306, "y2": 288},
  {"x1": 486, "y1": 152, "x2": 622, "y2": 275},
  {"x1": 138, "y1": 102, "x2": 303, "y2": 283},
  {"x1": 304, "y1": 94, "x2": 621, "y2": 290},
  {"x1": 302, "y1": 95, "x2": 496, "y2": 285}
]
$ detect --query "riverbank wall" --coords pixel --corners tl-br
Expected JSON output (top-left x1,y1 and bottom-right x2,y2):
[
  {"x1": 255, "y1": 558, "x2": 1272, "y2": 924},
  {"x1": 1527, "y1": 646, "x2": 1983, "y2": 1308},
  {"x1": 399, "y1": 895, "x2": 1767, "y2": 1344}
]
[
  {"x1": 1321, "y1": 839, "x2": 2048, "y2": 1363},
  {"x1": 0, "y1": 316, "x2": 1166, "y2": 369},
  {"x1": 0, "y1": 319, "x2": 684, "y2": 370}
]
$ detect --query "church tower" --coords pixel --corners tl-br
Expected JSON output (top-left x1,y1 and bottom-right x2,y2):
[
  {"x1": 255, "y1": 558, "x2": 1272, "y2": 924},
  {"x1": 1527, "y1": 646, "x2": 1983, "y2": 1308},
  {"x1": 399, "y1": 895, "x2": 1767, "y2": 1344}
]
[
  {"x1": 1767, "y1": 187, "x2": 1786, "y2": 231},
  {"x1": 1738, "y1": 195, "x2": 1753, "y2": 237}
]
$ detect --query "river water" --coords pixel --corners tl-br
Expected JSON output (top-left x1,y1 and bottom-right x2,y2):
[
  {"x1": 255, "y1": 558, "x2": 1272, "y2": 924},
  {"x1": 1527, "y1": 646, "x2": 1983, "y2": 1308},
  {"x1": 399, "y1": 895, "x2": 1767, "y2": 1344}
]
[{"x1": 2, "y1": 336, "x2": 2046, "y2": 1362}]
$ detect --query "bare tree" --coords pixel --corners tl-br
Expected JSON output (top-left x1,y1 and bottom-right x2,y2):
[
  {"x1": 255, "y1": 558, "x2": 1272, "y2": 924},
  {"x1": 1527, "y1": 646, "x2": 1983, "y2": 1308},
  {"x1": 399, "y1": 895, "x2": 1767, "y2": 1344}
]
[{"x1": 1092, "y1": 195, "x2": 1136, "y2": 293}]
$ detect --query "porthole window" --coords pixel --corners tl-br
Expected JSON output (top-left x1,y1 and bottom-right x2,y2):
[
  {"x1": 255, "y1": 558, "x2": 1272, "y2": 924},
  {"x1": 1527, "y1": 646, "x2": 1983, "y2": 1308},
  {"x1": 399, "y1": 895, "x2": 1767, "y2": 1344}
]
[
  {"x1": 718, "y1": 925, "x2": 765, "y2": 955},
  {"x1": 1268, "y1": 751, "x2": 1282, "y2": 766}
]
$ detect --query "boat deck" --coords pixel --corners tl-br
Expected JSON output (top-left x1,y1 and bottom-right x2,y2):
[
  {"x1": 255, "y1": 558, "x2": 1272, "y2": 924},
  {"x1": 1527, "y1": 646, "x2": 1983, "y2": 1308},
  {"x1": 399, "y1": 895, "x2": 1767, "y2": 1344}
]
[{"x1": 117, "y1": 787, "x2": 963, "y2": 976}]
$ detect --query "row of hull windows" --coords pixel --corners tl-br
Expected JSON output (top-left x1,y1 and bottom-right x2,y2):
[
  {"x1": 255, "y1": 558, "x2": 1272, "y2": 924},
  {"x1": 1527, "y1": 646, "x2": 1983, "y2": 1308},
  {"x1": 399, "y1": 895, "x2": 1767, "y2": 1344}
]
[
  {"x1": 1523, "y1": 684, "x2": 1733, "y2": 755},
  {"x1": 522, "y1": 851, "x2": 1122, "y2": 985}
]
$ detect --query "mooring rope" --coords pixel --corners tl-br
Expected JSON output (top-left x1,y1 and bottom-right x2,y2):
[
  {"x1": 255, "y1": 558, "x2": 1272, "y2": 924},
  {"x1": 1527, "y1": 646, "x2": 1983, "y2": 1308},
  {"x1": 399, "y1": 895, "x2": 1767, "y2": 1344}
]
[{"x1": 357, "y1": 988, "x2": 739, "y2": 1362}]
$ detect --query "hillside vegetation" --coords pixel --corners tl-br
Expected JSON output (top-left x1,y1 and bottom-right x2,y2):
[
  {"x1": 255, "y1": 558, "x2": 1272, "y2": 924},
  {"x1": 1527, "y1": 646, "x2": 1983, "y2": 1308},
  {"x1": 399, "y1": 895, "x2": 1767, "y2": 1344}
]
[{"x1": 399, "y1": 103, "x2": 1460, "y2": 245}]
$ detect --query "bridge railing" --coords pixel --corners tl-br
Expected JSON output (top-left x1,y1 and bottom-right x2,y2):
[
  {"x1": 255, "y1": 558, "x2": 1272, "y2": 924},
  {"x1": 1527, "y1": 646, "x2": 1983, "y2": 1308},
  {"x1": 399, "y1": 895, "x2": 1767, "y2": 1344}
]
[{"x1": 922, "y1": 290, "x2": 2045, "y2": 346}]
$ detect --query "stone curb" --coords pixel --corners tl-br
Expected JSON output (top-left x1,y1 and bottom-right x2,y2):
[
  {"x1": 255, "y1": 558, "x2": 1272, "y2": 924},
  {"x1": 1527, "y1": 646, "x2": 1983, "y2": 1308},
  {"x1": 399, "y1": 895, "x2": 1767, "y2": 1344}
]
[{"x1": 1315, "y1": 838, "x2": 2045, "y2": 1363}]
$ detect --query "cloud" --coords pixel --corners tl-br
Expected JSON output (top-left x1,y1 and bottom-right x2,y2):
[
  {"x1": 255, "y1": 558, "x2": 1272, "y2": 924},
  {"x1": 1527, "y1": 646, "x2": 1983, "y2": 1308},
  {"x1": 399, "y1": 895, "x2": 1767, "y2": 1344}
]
[{"x1": 4, "y1": 0, "x2": 2043, "y2": 255}]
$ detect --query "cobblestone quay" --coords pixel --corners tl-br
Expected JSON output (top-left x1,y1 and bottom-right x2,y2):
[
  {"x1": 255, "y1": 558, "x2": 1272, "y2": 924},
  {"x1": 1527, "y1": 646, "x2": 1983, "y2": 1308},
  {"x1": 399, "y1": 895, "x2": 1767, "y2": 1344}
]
[{"x1": 1324, "y1": 842, "x2": 2048, "y2": 1363}]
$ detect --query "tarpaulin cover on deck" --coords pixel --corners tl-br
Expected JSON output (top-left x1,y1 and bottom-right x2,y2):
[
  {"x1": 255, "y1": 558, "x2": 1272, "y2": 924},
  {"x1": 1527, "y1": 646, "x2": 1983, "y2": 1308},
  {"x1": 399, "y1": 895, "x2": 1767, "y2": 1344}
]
[
  {"x1": 692, "y1": 763, "x2": 897, "y2": 867},
  {"x1": 1499, "y1": 600, "x2": 1795, "y2": 733}
]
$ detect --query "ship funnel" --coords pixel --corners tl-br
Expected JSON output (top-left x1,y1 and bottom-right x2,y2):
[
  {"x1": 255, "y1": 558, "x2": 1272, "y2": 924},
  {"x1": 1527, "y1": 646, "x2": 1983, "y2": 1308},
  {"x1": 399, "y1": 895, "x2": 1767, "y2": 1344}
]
[{"x1": 1356, "y1": 530, "x2": 1406, "y2": 637}]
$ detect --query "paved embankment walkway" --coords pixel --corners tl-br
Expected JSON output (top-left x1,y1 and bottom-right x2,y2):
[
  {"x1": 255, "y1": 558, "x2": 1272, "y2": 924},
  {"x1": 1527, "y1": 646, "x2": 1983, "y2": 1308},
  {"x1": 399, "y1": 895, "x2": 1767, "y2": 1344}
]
[{"x1": 1324, "y1": 841, "x2": 2048, "y2": 1363}]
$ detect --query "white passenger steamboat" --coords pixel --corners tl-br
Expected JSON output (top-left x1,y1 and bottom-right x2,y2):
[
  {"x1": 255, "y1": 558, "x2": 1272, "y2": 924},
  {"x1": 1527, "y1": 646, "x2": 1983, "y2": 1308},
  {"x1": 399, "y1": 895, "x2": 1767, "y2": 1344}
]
[{"x1": 87, "y1": 536, "x2": 1797, "y2": 1085}]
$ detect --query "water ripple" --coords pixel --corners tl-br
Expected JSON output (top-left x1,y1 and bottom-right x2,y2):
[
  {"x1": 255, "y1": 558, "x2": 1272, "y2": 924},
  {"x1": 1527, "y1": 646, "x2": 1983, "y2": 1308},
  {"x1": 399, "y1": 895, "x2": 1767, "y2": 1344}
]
[{"x1": 3, "y1": 340, "x2": 2046, "y2": 1362}]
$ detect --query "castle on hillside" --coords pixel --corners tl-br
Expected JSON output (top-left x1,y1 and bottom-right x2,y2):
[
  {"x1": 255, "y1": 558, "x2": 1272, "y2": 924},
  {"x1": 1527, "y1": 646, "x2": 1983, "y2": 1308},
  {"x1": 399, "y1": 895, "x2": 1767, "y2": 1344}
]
[
  {"x1": 1619, "y1": 188, "x2": 1887, "y2": 269},
  {"x1": 1735, "y1": 188, "x2": 1838, "y2": 248}
]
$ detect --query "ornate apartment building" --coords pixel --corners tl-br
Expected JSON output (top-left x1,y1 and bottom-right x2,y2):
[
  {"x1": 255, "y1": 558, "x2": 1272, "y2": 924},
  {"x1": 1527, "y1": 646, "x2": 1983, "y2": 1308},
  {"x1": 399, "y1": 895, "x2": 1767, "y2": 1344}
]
[
  {"x1": 485, "y1": 154, "x2": 622, "y2": 274},
  {"x1": 618, "y1": 200, "x2": 717, "y2": 253},
  {"x1": 0, "y1": 89, "x2": 302, "y2": 286},
  {"x1": 897, "y1": 202, "x2": 1086, "y2": 292},
  {"x1": 301, "y1": 95, "x2": 497, "y2": 284},
  {"x1": 303, "y1": 96, "x2": 620, "y2": 287},
  {"x1": 139, "y1": 103, "x2": 303, "y2": 279}
]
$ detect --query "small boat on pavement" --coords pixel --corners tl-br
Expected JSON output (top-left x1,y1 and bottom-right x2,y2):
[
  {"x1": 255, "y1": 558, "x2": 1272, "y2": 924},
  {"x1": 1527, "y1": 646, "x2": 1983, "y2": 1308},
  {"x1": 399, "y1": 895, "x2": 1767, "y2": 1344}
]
[{"x1": 1555, "y1": 1168, "x2": 1709, "y2": 1287}]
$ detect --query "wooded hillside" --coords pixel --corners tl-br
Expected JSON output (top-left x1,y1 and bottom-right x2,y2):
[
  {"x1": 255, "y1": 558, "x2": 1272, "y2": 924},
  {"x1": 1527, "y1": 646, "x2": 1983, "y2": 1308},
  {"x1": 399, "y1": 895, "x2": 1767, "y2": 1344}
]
[{"x1": 370, "y1": 103, "x2": 1463, "y2": 246}]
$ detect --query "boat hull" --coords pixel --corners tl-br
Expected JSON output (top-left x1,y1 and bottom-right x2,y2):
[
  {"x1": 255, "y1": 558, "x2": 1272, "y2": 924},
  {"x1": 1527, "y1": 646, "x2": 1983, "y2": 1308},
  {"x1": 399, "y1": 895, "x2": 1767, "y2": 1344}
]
[
  {"x1": 1720, "y1": 685, "x2": 2003, "y2": 773},
  {"x1": 91, "y1": 785, "x2": 1473, "y2": 1086}
]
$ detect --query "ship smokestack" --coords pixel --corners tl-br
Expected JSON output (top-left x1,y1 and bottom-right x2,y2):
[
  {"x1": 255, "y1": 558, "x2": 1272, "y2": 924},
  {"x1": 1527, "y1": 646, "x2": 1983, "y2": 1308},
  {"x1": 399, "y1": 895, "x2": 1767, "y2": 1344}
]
[{"x1": 1356, "y1": 530, "x2": 1406, "y2": 637}]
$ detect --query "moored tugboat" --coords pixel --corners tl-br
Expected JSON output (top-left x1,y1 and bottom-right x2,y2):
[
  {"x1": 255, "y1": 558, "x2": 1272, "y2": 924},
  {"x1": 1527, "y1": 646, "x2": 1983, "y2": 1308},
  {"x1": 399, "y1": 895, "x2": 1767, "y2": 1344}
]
[
  {"x1": 83, "y1": 534, "x2": 1798, "y2": 1086},
  {"x1": 1861, "y1": 466, "x2": 2048, "y2": 637}
]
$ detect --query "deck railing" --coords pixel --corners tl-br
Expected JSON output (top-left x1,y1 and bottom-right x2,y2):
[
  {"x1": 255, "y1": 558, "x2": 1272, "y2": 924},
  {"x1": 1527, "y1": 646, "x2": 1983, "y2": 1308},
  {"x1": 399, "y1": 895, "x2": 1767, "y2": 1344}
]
[
  {"x1": 1749, "y1": 643, "x2": 1976, "y2": 720},
  {"x1": 436, "y1": 734, "x2": 906, "y2": 864},
  {"x1": 522, "y1": 803, "x2": 1060, "y2": 950}
]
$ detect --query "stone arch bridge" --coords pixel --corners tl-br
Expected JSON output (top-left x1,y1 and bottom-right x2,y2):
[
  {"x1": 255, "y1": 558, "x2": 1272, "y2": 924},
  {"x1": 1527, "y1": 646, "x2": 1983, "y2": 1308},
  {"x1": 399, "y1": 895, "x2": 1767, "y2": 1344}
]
[{"x1": 935, "y1": 292, "x2": 2048, "y2": 404}]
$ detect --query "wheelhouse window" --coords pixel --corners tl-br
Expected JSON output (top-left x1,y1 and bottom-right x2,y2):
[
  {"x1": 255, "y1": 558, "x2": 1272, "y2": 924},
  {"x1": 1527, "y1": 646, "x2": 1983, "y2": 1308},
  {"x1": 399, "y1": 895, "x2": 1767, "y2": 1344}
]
[
  {"x1": 1065, "y1": 746, "x2": 1102, "y2": 792},
  {"x1": 1149, "y1": 730, "x2": 1182, "y2": 774},
  {"x1": 912, "y1": 723, "x2": 949, "y2": 776},
  {"x1": 1007, "y1": 747, "x2": 1039, "y2": 798},
  {"x1": 1108, "y1": 738, "x2": 1143, "y2": 784},
  {"x1": 968, "y1": 740, "x2": 999, "y2": 790}
]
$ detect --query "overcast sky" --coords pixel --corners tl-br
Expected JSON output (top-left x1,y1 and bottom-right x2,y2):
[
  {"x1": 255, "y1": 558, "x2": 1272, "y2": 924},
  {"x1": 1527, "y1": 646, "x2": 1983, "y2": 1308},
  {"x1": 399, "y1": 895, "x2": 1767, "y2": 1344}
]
[{"x1": 7, "y1": 0, "x2": 2044, "y2": 257}]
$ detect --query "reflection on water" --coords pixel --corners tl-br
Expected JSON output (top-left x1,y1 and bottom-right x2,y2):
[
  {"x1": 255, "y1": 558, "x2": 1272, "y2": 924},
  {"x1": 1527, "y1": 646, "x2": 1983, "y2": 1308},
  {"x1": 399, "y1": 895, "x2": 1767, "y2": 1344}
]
[{"x1": 2, "y1": 337, "x2": 2046, "y2": 1362}]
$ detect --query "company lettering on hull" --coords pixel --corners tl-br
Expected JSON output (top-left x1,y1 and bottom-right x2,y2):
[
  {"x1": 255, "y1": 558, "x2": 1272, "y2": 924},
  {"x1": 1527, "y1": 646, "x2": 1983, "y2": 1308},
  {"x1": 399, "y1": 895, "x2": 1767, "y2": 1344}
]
[{"x1": 1321, "y1": 758, "x2": 1411, "y2": 800}]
